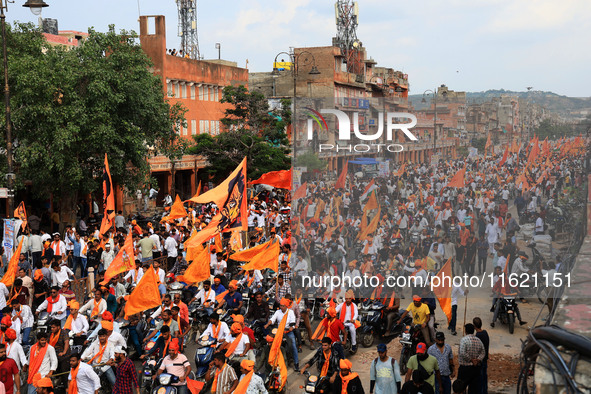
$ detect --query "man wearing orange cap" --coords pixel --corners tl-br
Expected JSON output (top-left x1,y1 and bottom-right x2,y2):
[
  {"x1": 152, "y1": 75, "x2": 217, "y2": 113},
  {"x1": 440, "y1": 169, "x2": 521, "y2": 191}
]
[
  {"x1": 155, "y1": 338, "x2": 191, "y2": 393},
  {"x1": 232, "y1": 314, "x2": 255, "y2": 347},
  {"x1": 0, "y1": 316, "x2": 12, "y2": 344},
  {"x1": 329, "y1": 359, "x2": 364, "y2": 393},
  {"x1": 5, "y1": 328, "x2": 27, "y2": 371},
  {"x1": 316, "y1": 307, "x2": 347, "y2": 360},
  {"x1": 335, "y1": 290, "x2": 359, "y2": 353},
  {"x1": 219, "y1": 280, "x2": 243, "y2": 315},
  {"x1": 34, "y1": 377, "x2": 53, "y2": 394},
  {"x1": 27, "y1": 332, "x2": 58, "y2": 394},
  {"x1": 220, "y1": 322, "x2": 253, "y2": 362},
  {"x1": 99, "y1": 319, "x2": 126, "y2": 349},
  {"x1": 264, "y1": 298, "x2": 299, "y2": 370},
  {"x1": 397, "y1": 296, "x2": 432, "y2": 346},
  {"x1": 236, "y1": 359, "x2": 266, "y2": 393}
]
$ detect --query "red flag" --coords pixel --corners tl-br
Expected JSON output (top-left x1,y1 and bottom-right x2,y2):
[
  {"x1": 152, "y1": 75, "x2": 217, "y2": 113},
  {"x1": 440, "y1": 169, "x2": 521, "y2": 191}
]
[
  {"x1": 433, "y1": 258, "x2": 453, "y2": 323},
  {"x1": 335, "y1": 161, "x2": 348, "y2": 189},
  {"x1": 292, "y1": 182, "x2": 307, "y2": 200},
  {"x1": 250, "y1": 169, "x2": 291, "y2": 190}
]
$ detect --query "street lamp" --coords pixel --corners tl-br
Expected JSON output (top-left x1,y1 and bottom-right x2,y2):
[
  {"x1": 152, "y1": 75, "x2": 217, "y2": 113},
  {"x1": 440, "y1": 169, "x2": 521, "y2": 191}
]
[
  {"x1": 1, "y1": 0, "x2": 49, "y2": 216},
  {"x1": 272, "y1": 50, "x2": 320, "y2": 159}
]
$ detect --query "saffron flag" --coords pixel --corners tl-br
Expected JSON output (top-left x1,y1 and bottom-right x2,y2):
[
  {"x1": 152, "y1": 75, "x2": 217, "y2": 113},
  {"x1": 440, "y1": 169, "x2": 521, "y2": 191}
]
[
  {"x1": 103, "y1": 154, "x2": 115, "y2": 222},
  {"x1": 358, "y1": 205, "x2": 381, "y2": 241},
  {"x1": 359, "y1": 209, "x2": 368, "y2": 233},
  {"x1": 527, "y1": 140, "x2": 540, "y2": 165},
  {"x1": 395, "y1": 163, "x2": 406, "y2": 177},
  {"x1": 335, "y1": 161, "x2": 348, "y2": 189},
  {"x1": 230, "y1": 239, "x2": 272, "y2": 262},
  {"x1": 14, "y1": 202, "x2": 27, "y2": 231},
  {"x1": 269, "y1": 312, "x2": 289, "y2": 390},
  {"x1": 484, "y1": 133, "x2": 492, "y2": 154},
  {"x1": 185, "y1": 158, "x2": 248, "y2": 248},
  {"x1": 446, "y1": 166, "x2": 466, "y2": 189},
  {"x1": 101, "y1": 232, "x2": 135, "y2": 285},
  {"x1": 364, "y1": 191, "x2": 378, "y2": 211},
  {"x1": 124, "y1": 265, "x2": 162, "y2": 318},
  {"x1": 292, "y1": 182, "x2": 307, "y2": 201},
  {"x1": 166, "y1": 195, "x2": 187, "y2": 220},
  {"x1": 214, "y1": 233, "x2": 223, "y2": 252},
  {"x1": 177, "y1": 245, "x2": 210, "y2": 285},
  {"x1": 498, "y1": 146, "x2": 509, "y2": 167},
  {"x1": 432, "y1": 258, "x2": 453, "y2": 323},
  {"x1": 241, "y1": 239, "x2": 280, "y2": 272},
  {"x1": 186, "y1": 378, "x2": 204, "y2": 394},
  {"x1": 250, "y1": 169, "x2": 292, "y2": 190},
  {"x1": 229, "y1": 229, "x2": 243, "y2": 251},
  {"x1": 0, "y1": 238, "x2": 24, "y2": 287}
]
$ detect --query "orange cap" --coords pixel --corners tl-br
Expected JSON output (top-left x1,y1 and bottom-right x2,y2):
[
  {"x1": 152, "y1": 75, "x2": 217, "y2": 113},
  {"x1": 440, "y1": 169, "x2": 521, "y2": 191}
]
[
  {"x1": 327, "y1": 307, "x2": 337, "y2": 317},
  {"x1": 340, "y1": 359, "x2": 353, "y2": 370},
  {"x1": 231, "y1": 322, "x2": 242, "y2": 334},
  {"x1": 34, "y1": 269, "x2": 43, "y2": 281},
  {"x1": 232, "y1": 314, "x2": 244, "y2": 323}
]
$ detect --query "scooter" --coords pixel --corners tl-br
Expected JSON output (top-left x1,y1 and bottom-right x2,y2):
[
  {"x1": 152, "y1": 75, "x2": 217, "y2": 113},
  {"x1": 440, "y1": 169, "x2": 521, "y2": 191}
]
[
  {"x1": 301, "y1": 371, "x2": 331, "y2": 393},
  {"x1": 194, "y1": 336, "x2": 218, "y2": 378},
  {"x1": 151, "y1": 372, "x2": 197, "y2": 394}
]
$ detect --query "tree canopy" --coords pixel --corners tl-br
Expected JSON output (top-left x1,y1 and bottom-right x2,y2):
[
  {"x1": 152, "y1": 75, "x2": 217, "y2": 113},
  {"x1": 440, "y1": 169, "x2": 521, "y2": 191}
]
[
  {"x1": 188, "y1": 85, "x2": 291, "y2": 181},
  {"x1": 0, "y1": 23, "x2": 185, "y2": 207}
]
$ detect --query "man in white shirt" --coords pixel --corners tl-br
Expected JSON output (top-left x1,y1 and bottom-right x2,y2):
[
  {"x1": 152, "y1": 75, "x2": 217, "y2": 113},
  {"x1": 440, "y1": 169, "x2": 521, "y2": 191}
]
[
  {"x1": 10, "y1": 298, "x2": 34, "y2": 345},
  {"x1": 535, "y1": 213, "x2": 545, "y2": 235},
  {"x1": 200, "y1": 313, "x2": 230, "y2": 345},
  {"x1": 29, "y1": 230, "x2": 43, "y2": 268},
  {"x1": 50, "y1": 233, "x2": 67, "y2": 262},
  {"x1": 0, "y1": 282, "x2": 8, "y2": 310},
  {"x1": 36, "y1": 286, "x2": 68, "y2": 326},
  {"x1": 264, "y1": 298, "x2": 299, "y2": 370},
  {"x1": 164, "y1": 232, "x2": 178, "y2": 271},
  {"x1": 79, "y1": 290, "x2": 107, "y2": 321},
  {"x1": 485, "y1": 218, "x2": 499, "y2": 255},
  {"x1": 68, "y1": 352, "x2": 101, "y2": 394},
  {"x1": 149, "y1": 231, "x2": 162, "y2": 259},
  {"x1": 221, "y1": 323, "x2": 253, "y2": 362},
  {"x1": 50, "y1": 262, "x2": 75, "y2": 287},
  {"x1": 192, "y1": 280, "x2": 216, "y2": 307},
  {"x1": 5, "y1": 328, "x2": 28, "y2": 370},
  {"x1": 99, "y1": 320, "x2": 126, "y2": 349},
  {"x1": 153, "y1": 260, "x2": 166, "y2": 295},
  {"x1": 28, "y1": 332, "x2": 58, "y2": 387},
  {"x1": 65, "y1": 302, "x2": 90, "y2": 343},
  {"x1": 100, "y1": 244, "x2": 115, "y2": 273},
  {"x1": 81, "y1": 328, "x2": 116, "y2": 386},
  {"x1": 335, "y1": 290, "x2": 359, "y2": 352}
]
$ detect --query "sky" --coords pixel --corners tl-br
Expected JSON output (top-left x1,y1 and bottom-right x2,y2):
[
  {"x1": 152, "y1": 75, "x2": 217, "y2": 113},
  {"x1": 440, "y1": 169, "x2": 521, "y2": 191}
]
[{"x1": 7, "y1": 0, "x2": 591, "y2": 97}]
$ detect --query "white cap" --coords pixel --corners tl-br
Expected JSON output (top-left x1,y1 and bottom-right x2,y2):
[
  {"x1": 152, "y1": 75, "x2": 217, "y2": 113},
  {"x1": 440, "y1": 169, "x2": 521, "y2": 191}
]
[{"x1": 113, "y1": 346, "x2": 127, "y2": 355}]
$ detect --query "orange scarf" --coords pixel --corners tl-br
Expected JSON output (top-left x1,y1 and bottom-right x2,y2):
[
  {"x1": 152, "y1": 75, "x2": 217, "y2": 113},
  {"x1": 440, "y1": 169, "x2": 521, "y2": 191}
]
[
  {"x1": 28, "y1": 343, "x2": 49, "y2": 383},
  {"x1": 176, "y1": 317, "x2": 184, "y2": 337},
  {"x1": 340, "y1": 372, "x2": 359, "y2": 394},
  {"x1": 211, "y1": 322, "x2": 221, "y2": 339},
  {"x1": 232, "y1": 370, "x2": 254, "y2": 394},
  {"x1": 49, "y1": 330, "x2": 61, "y2": 347},
  {"x1": 68, "y1": 364, "x2": 79, "y2": 394},
  {"x1": 311, "y1": 318, "x2": 328, "y2": 340},
  {"x1": 51, "y1": 241, "x2": 62, "y2": 256},
  {"x1": 64, "y1": 314, "x2": 75, "y2": 331},
  {"x1": 339, "y1": 304, "x2": 355, "y2": 323},
  {"x1": 46, "y1": 296, "x2": 59, "y2": 313},
  {"x1": 224, "y1": 333, "x2": 243, "y2": 357},
  {"x1": 91, "y1": 299, "x2": 101, "y2": 316},
  {"x1": 211, "y1": 363, "x2": 226, "y2": 393},
  {"x1": 163, "y1": 336, "x2": 171, "y2": 355},
  {"x1": 326, "y1": 318, "x2": 339, "y2": 342},
  {"x1": 320, "y1": 350, "x2": 331, "y2": 377},
  {"x1": 88, "y1": 343, "x2": 107, "y2": 365}
]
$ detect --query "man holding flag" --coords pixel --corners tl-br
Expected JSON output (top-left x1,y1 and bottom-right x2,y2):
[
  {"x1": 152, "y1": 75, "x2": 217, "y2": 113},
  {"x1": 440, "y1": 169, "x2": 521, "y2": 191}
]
[{"x1": 264, "y1": 298, "x2": 299, "y2": 371}]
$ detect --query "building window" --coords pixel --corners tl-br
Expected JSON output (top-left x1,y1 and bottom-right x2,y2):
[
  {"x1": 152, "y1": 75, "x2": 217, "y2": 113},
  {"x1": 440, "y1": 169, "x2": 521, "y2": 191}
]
[
  {"x1": 204, "y1": 86, "x2": 209, "y2": 101},
  {"x1": 191, "y1": 120, "x2": 197, "y2": 135},
  {"x1": 199, "y1": 86, "x2": 204, "y2": 100},
  {"x1": 204, "y1": 120, "x2": 210, "y2": 134},
  {"x1": 174, "y1": 82, "x2": 179, "y2": 98},
  {"x1": 191, "y1": 85, "x2": 195, "y2": 100},
  {"x1": 167, "y1": 81, "x2": 173, "y2": 97},
  {"x1": 214, "y1": 87, "x2": 219, "y2": 102},
  {"x1": 181, "y1": 84, "x2": 186, "y2": 99}
]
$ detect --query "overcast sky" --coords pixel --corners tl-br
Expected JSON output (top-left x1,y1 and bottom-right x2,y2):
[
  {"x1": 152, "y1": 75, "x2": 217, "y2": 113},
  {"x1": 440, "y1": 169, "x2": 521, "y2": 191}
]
[{"x1": 8, "y1": 0, "x2": 590, "y2": 97}]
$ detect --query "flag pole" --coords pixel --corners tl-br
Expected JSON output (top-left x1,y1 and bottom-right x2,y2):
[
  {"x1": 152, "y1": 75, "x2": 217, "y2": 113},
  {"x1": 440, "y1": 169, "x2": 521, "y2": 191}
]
[{"x1": 462, "y1": 291, "x2": 469, "y2": 336}]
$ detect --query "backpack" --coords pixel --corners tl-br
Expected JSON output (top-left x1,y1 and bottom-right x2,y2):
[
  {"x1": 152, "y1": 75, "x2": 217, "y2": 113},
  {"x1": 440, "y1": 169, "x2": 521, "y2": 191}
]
[{"x1": 416, "y1": 358, "x2": 434, "y2": 382}]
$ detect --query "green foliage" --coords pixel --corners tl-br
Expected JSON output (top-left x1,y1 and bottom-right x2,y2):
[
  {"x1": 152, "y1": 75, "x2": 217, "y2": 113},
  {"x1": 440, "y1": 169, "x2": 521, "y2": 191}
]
[
  {"x1": 534, "y1": 119, "x2": 577, "y2": 140},
  {"x1": 295, "y1": 152, "x2": 327, "y2": 171},
  {"x1": 471, "y1": 137, "x2": 487, "y2": 151},
  {"x1": 0, "y1": 23, "x2": 186, "y2": 199},
  {"x1": 189, "y1": 85, "x2": 290, "y2": 181}
]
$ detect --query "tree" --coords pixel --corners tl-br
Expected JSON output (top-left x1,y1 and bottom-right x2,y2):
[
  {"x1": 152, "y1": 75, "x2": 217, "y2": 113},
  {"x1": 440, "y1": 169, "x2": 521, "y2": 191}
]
[
  {"x1": 188, "y1": 85, "x2": 290, "y2": 181},
  {"x1": 534, "y1": 119, "x2": 577, "y2": 140},
  {"x1": 1, "y1": 24, "x2": 186, "y2": 223},
  {"x1": 295, "y1": 152, "x2": 327, "y2": 172}
]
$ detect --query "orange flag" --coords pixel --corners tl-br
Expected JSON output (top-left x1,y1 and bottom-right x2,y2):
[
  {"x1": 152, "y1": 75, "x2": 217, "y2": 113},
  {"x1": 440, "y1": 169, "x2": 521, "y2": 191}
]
[
  {"x1": 358, "y1": 205, "x2": 381, "y2": 241},
  {"x1": 250, "y1": 169, "x2": 292, "y2": 190},
  {"x1": 214, "y1": 233, "x2": 223, "y2": 252},
  {"x1": 395, "y1": 163, "x2": 406, "y2": 177},
  {"x1": 230, "y1": 239, "x2": 272, "y2": 262},
  {"x1": 186, "y1": 378, "x2": 204, "y2": 394},
  {"x1": 124, "y1": 264, "x2": 162, "y2": 318},
  {"x1": 527, "y1": 141, "x2": 540, "y2": 164},
  {"x1": 335, "y1": 161, "x2": 348, "y2": 189},
  {"x1": 241, "y1": 239, "x2": 280, "y2": 272},
  {"x1": 14, "y1": 202, "x2": 27, "y2": 231},
  {"x1": 446, "y1": 166, "x2": 466, "y2": 188},
  {"x1": 1, "y1": 238, "x2": 24, "y2": 287},
  {"x1": 177, "y1": 246, "x2": 210, "y2": 285},
  {"x1": 484, "y1": 133, "x2": 492, "y2": 155},
  {"x1": 359, "y1": 209, "x2": 368, "y2": 233},
  {"x1": 185, "y1": 246, "x2": 201, "y2": 263},
  {"x1": 195, "y1": 181, "x2": 202, "y2": 197},
  {"x1": 432, "y1": 258, "x2": 453, "y2": 323},
  {"x1": 364, "y1": 191, "x2": 378, "y2": 211},
  {"x1": 185, "y1": 158, "x2": 248, "y2": 248},
  {"x1": 167, "y1": 195, "x2": 188, "y2": 220},
  {"x1": 292, "y1": 182, "x2": 307, "y2": 200},
  {"x1": 269, "y1": 312, "x2": 289, "y2": 390},
  {"x1": 498, "y1": 146, "x2": 509, "y2": 167},
  {"x1": 103, "y1": 154, "x2": 115, "y2": 221},
  {"x1": 101, "y1": 232, "x2": 135, "y2": 285},
  {"x1": 229, "y1": 229, "x2": 243, "y2": 251}
]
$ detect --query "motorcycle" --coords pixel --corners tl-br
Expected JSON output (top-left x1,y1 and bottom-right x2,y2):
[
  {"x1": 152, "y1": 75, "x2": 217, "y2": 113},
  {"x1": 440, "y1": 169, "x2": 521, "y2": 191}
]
[
  {"x1": 495, "y1": 296, "x2": 518, "y2": 334},
  {"x1": 92, "y1": 364, "x2": 113, "y2": 394},
  {"x1": 140, "y1": 355, "x2": 160, "y2": 393},
  {"x1": 399, "y1": 324, "x2": 427, "y2": 374},
  {"x1": 301, "y1": 371, "x2": 331, "y2": 393},
  {"x1": 358, "y1": 300, "x2": 410, "y2": 347},
  {"x1": 151, "y1": 372, "x2": 197, "y2": 394},
  {"x1": 194, "y1": 336, "x2": 218, "y2": 378}
]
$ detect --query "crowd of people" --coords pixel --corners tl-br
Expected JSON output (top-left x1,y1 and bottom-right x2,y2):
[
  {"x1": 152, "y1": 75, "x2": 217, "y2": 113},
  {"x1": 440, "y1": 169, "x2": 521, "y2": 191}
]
[{"x1": 0, "y1": 137, "x2": 585, "y2": 394}]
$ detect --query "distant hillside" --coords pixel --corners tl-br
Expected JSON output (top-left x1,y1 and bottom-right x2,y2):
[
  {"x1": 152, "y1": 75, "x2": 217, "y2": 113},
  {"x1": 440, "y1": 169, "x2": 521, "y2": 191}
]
[{"x1": 410, "y1": 89, "x2": 591, "y2": 118}]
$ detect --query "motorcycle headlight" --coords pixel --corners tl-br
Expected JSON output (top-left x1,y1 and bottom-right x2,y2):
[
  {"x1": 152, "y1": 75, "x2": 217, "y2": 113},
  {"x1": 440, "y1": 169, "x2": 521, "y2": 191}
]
[
  {"x1": 308, "y1": 375, "x2": 318, "y2": 383},
  {"x1": 159, "y1": 373, "x2": 172, "y2": 386}
]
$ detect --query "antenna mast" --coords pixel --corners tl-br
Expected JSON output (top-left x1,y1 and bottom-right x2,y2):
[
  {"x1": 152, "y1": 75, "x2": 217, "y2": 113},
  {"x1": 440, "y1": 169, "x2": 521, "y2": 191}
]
[
  {"x1": 333, "y1": 1, "x2": 361, "y2": 74},
  {"x1": 176, "y1": 0, "x2": 200, "y2": 59}
]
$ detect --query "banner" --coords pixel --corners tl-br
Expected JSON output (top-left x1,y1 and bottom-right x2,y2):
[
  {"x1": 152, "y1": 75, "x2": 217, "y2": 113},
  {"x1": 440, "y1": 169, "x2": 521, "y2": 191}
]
[{"x1": 2, "y1": 220, "x2": 14, "y2": 261}]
